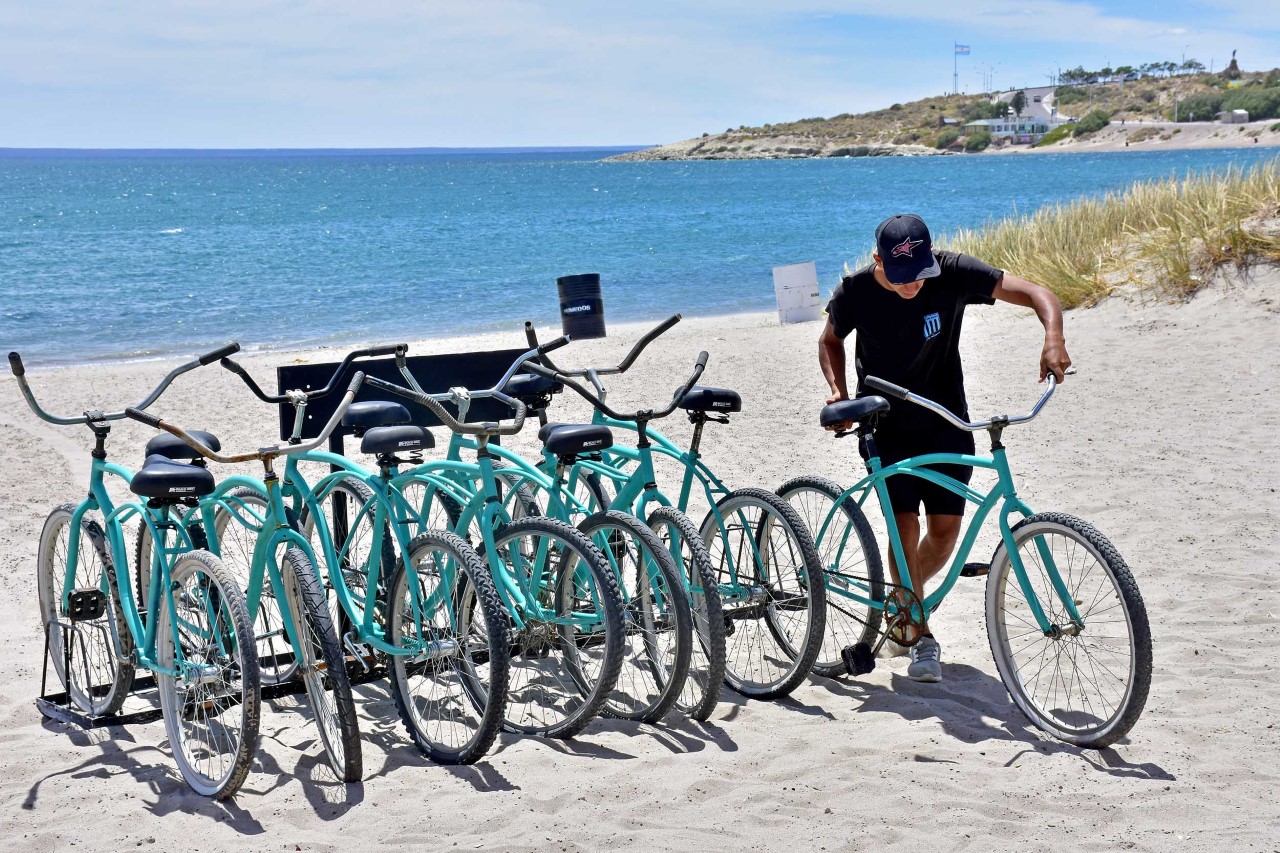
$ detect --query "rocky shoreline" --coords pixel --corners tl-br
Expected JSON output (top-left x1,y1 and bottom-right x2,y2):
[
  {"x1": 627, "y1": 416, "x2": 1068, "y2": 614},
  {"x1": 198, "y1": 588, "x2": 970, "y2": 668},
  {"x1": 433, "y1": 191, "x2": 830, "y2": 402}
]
[{"x1": 606, "y1": 134, "x2": 944, "y2": 161}]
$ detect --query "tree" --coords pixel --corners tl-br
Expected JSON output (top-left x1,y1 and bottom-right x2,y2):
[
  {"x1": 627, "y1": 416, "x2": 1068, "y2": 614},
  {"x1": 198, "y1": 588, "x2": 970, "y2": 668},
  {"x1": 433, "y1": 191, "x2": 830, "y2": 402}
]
[
  {"x1": 1181, "y1": 58, "x2": 1205, "y2": 74},
  {"x1": 1011, "y1": 90, "x2": 1028, "y2": 118},
  {"x1": 1099, "y1": 66, "x2": 1114, "y2": 79},
  {"x1": 1116, "y1": 65, "x2": 1136, "y2": 76}
]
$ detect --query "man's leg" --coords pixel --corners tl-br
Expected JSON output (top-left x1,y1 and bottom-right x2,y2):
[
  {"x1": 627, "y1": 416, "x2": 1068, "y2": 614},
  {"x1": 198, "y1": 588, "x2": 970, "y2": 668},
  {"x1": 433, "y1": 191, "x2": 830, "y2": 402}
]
[{"x1": 887, "y1": 512, "x2": 961, "y2": 635}]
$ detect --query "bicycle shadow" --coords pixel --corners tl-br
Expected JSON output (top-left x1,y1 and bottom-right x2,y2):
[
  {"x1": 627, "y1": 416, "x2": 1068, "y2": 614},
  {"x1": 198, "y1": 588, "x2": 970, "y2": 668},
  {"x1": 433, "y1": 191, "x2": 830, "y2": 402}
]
[{"x1": 810, "y1": 663, "x2": 1174, "y2": 781}]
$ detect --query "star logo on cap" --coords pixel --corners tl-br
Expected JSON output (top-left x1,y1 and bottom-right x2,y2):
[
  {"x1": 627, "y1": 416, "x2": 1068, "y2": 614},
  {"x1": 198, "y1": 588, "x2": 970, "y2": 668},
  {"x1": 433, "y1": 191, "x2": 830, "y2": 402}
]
[{"x1": 891, "y1": 237, "x2": 924, "y2": 258}]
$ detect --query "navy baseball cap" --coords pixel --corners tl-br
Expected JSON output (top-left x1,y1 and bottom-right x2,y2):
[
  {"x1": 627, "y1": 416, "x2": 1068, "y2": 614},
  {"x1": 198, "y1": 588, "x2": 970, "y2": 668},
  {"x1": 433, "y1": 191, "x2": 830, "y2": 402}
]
[{"x1": 875, "y1": 214, "x2": 941, "y2": 284}]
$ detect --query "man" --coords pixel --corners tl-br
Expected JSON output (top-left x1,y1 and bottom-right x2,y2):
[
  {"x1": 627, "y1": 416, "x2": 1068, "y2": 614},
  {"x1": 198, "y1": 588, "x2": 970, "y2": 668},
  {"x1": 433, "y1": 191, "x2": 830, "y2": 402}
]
[{"x1": 818, "y1": 213, "x2": 1071, "y2": 683}]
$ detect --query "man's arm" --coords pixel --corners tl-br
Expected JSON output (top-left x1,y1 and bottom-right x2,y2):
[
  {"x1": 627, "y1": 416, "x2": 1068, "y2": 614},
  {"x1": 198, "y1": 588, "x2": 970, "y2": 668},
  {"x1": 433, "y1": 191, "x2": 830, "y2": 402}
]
[
  {"x1": 819, "y1": 321, "x2": 850, "y2": 404},
  {"x1": 991, "y1": 274, "x2": 1072, "y2": 382}
]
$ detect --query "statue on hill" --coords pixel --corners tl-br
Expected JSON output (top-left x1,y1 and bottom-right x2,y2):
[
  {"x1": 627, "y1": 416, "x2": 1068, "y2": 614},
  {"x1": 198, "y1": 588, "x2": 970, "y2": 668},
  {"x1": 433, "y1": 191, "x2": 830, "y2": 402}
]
[{"x1": 1223, "y1": 50, "x2": 1242, "y2": 80}]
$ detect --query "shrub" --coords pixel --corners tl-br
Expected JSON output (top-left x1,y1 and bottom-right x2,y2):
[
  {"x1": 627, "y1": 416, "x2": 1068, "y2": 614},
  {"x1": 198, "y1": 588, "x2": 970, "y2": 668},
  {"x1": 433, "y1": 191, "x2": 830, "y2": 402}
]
[
  {"x1": 1222, "y1": 87, "x2": 1280, "y2": 120},
  {"x1": 1055, "y1": 86, "x2": 1089, "y2": 105},
  {"x1": 1140, "y1": 90, "x2": 1157, "y2": 103},
  {"x1": 1073, "y1": 110, "x2": 1112, "y2": 136},
  {"x1": 964, "y1": 130, "x2": 993, "y2": 152},
  {"x1": 934, "y1": 127, "x2": 961, "y2": 149},
  {"x1": 1036, "y1": 125, "x2": 1073, "y2": 147},
  {"x1": 1174, "y1": 92, "x2": 1225, "y2": 121},
  {"x1": 1272, "y1": 121, "x2": 1280, "y2": 131},
  {"x1": 1127, "y1": 127, "x2": 1160, "y2": 143},
  {"x1": 963, "y1": 100, "x2": 1008, "y2": 120}
]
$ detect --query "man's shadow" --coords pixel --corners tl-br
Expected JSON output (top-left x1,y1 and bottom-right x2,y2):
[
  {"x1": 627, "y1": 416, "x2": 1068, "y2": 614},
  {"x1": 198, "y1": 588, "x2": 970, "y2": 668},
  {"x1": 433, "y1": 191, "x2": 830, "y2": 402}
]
[{"x1": 812, "y1": 662, "x2": 1174, "y2": 781}]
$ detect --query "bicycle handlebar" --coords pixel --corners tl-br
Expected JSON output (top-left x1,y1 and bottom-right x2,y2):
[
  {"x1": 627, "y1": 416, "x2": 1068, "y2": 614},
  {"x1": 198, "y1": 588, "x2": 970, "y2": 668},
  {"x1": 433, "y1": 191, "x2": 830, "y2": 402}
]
[
  {"x1": 522, "y1": 349, "x2": 708, "y2": 424},
  {"x1": 221, "y1": 342, "x2": 406, "y2": 406},
  {"x1": 125, "y1": 371, "x2": 367, "y2": 463},
  {"x1": 524, "y1": 314, "x2": 681, "y2": 379},
  {"x1": 8, "y1": 342, "x2": 241, "y2": 426},
  {"x1": 863, "y1": 374, "x2": 1057, "y2": 431}
]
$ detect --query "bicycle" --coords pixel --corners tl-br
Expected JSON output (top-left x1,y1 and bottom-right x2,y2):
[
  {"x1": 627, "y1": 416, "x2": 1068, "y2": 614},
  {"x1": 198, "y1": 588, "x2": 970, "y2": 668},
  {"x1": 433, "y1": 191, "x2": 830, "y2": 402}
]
[
  {"x1": 779, "y1": 375, "x2": 1152, "y2": 748},
  {"x1": 211, "y1": 345, "x2": 513, "y2": 764},
  {"x1": 10, "y1": 344, "x2": 262, "y2": 798},
  {"x1": 522, "y1": 316, "x2": 827, "y2": 702},
  {"x1": 124, "y1": 368, "x2": 372, "y2": 780},
  {"x1": 503, "y1": 329, "x2": 726, "y2": 721}
]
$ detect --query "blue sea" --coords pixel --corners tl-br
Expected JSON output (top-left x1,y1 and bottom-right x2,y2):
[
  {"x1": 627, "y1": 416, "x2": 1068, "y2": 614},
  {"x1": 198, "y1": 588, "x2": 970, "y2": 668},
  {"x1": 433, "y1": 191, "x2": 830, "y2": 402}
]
[{"x1": 2, "y1": 146, "x2": 1277, "y2": 365}]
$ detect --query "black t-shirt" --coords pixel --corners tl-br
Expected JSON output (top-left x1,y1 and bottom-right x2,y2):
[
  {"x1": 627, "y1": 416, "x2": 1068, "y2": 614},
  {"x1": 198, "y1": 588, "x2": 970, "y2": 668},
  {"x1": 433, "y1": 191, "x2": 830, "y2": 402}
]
[{"x1": 826, "y1": 250, "x2": 1002, "y2": 434}]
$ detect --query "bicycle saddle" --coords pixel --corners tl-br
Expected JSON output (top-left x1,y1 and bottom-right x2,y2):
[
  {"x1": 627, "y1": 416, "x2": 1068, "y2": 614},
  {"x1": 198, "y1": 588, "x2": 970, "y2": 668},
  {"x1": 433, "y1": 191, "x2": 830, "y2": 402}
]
[
  {"x1": 538, "y1": 423, "x2": 613, "y2": 457},
  {"x1": 820, "y1": 396, "x2": 890, "y2": 428},
  {"x1": 679, "y1": 386, "x2": 742, "y2": 413},
  {"x1": 360, "y1": 425, "x2": 435, "y2": 455},
  {"x1": 143, "y1": 430, "x2": 221, "y2": 462},
  {"x1": 504, "y1": 372, "x2": 563, "y2": 402},
  {"x1": 342, "y1": 400, "x2": 411, "y2": 431},
  {"x1": 130, "y1": 456, "x2": 216, "y2": 499}
]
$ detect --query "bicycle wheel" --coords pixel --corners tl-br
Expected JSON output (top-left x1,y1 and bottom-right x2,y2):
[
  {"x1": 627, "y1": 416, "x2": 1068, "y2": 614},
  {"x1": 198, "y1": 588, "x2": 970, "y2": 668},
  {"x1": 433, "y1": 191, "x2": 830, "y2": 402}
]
[
  {"x1": 647, "y1": 505, "x2": 726, "y2": 721},
  {"x1": 698, "y1": 488, "x2": 826, "y2": 699},
  {"x1": 37, "y1": 504, "x2": 135, "y2": 715},
  {"x1": 480, "y1": 517, "x2": 625, "y2": 738},
  {"x1": 986, "y1": 512, "x2": 1152, "y2": 748},
  {"x1": 397, "y1": 477, "x2": 464, "y2": 538},
  {"x1": 155, "y1": 550, "x2": 260, "y2": 799},
  {"x1": 279, "y1": 547, "x2": 363, "y2": 781},
  {"x1": 778, "y1": 475, "x2": 885, "y2": 677},
  {"x1": 301, "y1": 475, "x2": 394, "y2": 674},
  {"x1": 387, "y1": 531, "x2": 511, "y2": 764},
  {"x1": 579, "y1": 510, "x2": 692, "y2": 723}
]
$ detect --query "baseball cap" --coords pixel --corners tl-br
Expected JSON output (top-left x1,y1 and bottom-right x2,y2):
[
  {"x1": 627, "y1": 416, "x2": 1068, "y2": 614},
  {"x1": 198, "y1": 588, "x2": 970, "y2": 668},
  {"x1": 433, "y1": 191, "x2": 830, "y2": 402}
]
[{"x1": 875, "y1": 214, "x2": 941, "y2": 284}]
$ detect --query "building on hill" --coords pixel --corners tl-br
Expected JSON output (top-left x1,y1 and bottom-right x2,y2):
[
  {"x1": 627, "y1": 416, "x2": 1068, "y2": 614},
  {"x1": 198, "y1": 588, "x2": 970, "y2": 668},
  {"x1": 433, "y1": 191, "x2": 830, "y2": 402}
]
[
  {"x1": 1217, "y1": 109, "x2": 1250, "y2": 123},
  {"x1": 963, "y1": 115, "x2": 1068, "y2": 144}
]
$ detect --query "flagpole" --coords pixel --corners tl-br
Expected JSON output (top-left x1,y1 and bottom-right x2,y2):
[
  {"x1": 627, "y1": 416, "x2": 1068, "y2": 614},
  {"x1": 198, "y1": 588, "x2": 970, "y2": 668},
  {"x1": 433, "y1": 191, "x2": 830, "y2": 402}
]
[{"x1": 953, "y1": 42, "x2": 958, "y2": 95}]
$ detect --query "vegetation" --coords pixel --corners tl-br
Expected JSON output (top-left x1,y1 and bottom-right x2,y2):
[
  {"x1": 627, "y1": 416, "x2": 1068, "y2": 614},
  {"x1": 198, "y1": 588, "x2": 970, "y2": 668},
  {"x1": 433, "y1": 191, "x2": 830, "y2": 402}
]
[
  {"x1": 1171, "y1": 83, "x2": 1280, "y2": 121},
  {"x1": 1035, "y1": 125, "x2": 1073, "y2": 147},
  {"x1": 964, "y1": 129, "x2": 993, "y2": 152},
  {"x1": 943, "y1": 160, "x2": 1280, "y2": 306},
  {"x1": 1010, "y1": 91, "x2": 1027, "y2": 118},
  {"x1": 933, "y1": 127, "x2": 961, "y2": 149},
  {"x1": 1073, "y1": 110, "x2": 1112, "y2": 136}
]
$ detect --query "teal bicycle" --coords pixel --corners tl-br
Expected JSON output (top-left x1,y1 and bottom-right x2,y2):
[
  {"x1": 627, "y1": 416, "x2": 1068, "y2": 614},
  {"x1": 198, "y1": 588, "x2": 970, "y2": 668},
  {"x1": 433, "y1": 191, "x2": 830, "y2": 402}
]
[
  {"x1": 779, "y1": 375, "x2": 1152, "y2": 748},
  {"x1": 11, "y1": 344, "x2": 262, "y2": 798},
  {"x1": 341, "y1": 344, "x2": 629, "y2": 739},
  {"x1": 521, "y1": 316, "x2": 827, "y2": 701},
  {"x1": 211, "y1": 346, "x2": 513, "y2": 764},
  {"x1": 125, "y1": 370, "x2": 370, "y2": 781}
]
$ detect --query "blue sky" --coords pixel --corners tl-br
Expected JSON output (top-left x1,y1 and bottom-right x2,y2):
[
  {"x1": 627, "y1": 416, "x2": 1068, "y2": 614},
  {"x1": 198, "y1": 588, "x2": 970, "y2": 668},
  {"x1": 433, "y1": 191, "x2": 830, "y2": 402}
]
[{"x1": 2, "y1": 1, "x2": 1276, "y2": 148}]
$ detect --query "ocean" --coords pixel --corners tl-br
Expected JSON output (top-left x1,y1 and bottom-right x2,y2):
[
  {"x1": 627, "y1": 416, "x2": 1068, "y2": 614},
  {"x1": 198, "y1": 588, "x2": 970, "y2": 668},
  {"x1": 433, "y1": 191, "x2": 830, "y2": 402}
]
[{"x1": 2, "y1": 146, "x2": 1277, "y2": 365}]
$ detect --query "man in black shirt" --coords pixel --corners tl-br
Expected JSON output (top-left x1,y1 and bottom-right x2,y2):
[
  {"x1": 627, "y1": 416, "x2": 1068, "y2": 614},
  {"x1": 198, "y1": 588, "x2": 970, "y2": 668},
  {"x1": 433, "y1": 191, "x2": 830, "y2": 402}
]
[{"x1": 818, "y1": 213, "x2": 1071, "y2": 682}]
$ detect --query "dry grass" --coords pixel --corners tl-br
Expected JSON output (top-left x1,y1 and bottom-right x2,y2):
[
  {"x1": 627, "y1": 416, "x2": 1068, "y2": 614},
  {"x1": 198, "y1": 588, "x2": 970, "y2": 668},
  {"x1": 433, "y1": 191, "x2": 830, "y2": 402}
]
[{"x1": 941, "y1": 158, "x2": 1280, "y2": 306}]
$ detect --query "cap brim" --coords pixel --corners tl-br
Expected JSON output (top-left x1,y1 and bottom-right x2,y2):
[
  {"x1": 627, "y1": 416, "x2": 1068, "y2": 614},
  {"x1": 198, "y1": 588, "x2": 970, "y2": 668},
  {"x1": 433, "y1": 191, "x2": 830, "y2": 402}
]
[{"x1": 884, "y1": 254, "x2": 941, "y2": 284}]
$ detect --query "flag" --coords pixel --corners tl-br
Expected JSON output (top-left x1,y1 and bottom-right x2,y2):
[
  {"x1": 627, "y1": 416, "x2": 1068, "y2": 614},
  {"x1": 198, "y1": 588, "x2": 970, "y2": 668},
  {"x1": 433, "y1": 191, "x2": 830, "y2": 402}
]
[{"x1": 955, "y1": 44, "x2": 971, "y2": 55}]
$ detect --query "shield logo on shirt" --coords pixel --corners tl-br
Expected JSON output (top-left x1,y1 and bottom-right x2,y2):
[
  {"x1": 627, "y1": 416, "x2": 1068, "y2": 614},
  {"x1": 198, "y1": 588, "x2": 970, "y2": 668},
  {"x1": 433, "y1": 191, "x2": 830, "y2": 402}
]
[{"x1": 923, "y1": 312, "x2": 941, "y2": 340}]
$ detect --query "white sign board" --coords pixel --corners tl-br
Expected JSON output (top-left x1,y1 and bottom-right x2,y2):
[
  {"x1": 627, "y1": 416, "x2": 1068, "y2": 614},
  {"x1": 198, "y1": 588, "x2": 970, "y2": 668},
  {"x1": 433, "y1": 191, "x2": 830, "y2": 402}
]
[{"x1": 772, "y1": 261, "x2": 823, "y2": 324}]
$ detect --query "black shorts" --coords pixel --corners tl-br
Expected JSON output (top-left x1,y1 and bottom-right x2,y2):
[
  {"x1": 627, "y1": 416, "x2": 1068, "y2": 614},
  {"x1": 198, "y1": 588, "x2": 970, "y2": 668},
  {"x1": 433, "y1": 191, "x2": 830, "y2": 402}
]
[{"x1": 861, "y1": 424, "x2": 974, "y2": 517}]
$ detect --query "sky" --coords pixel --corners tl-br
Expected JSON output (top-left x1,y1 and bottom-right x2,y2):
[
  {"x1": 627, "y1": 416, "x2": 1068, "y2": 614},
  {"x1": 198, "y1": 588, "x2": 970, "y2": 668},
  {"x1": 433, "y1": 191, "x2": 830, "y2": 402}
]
[{"x1": 2, "y1": 1, "x2": 1277, "y2": 149}]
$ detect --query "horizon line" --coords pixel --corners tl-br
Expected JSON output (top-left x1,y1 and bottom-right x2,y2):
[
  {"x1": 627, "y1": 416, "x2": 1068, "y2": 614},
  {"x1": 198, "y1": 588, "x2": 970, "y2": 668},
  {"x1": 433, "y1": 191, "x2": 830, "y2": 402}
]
[{"x1": 0, "y1": 145, "x2": 653, "y2": 157}]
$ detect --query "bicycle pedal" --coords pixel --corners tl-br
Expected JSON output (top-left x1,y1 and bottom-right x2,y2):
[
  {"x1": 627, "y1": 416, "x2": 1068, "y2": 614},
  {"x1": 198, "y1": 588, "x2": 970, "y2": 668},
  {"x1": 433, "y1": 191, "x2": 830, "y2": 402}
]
[
  {"x1": 841, "y1": 643, "x2": 876, "y2": 676},
  {"x1": 960, "y1": 562, "x2": 990, "y2": 578}
]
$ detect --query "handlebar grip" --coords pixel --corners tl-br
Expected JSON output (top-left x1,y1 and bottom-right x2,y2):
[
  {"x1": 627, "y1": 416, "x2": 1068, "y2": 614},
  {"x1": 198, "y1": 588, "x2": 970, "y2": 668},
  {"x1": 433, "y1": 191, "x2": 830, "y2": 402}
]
[
  {"x1": 199, "y1": 342, "x2": 241, "y2": 366},
  {"x1": 654, "y1": 314, "x2": 682, "y2": 336},
  {"x1": 363, "y1": 344, "x2": 404, "y2": 358},
  {"x1": 347, "y1": 370, "x2": 366, "y2": 392},
  {"x1": 125, "y1": 407, "x2": 163, "y2": 429},
  {"x1": 538, "y1": 335, "x2": 571, "y2": 355},
  {"x1": 8, "y1": 352, "x2": 24, "y2": 377},
  {"x1": 864, "y1": 376, "x2": 909, "y2": 400},
  {"x1": 695, "y1": 350, "x2": 709, "y2": 370}
]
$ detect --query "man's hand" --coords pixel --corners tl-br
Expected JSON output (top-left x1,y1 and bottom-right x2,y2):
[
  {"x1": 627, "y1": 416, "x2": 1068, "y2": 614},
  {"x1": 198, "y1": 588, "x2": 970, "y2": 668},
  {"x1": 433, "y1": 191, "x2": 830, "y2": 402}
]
[
  {"x1": 1040, "y1": 334, "x2": 1071, "y2": 382},
  {"x1": 824, "y1": 391, "x2": 852, "y2": 432}
]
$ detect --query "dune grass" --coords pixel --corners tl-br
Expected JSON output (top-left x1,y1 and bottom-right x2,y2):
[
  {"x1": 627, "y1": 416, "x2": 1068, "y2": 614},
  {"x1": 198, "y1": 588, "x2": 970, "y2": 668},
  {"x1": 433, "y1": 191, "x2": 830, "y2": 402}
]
[{"x1": 941, "y1": 158, "x2": 1280, "y2": 306}]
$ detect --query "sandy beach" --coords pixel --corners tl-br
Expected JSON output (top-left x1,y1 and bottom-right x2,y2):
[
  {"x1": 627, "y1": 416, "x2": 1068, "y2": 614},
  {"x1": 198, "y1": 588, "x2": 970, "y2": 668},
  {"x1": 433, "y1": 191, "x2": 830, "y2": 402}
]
[{"x1": 2, "y1": 267, "x2": 1279, "y2": 852}]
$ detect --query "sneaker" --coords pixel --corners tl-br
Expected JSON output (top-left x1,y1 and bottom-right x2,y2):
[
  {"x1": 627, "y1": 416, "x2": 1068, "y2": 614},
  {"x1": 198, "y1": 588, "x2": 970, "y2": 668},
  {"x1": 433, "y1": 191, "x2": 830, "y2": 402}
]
[
  {"x1": 907, "y1": 636, "x2": 942, "y2": 683},
  {"x1": 879, "y1": 638, "x2": 910, "y2": 659}
]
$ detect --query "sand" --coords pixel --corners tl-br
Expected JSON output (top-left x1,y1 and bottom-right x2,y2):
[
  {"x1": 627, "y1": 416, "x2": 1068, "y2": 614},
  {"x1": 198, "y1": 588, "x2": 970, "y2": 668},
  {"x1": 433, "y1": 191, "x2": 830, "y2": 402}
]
[
  {"x1": 989, "y1": 118, "x2": 1280, "y2": 155},
  {"x1": 2, "y1": 268, "x2": 1279, "y2": 852}
]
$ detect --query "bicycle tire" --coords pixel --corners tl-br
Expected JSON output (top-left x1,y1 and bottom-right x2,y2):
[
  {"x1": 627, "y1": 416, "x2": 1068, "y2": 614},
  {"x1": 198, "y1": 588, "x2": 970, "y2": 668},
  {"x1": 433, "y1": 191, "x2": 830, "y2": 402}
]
[
  {"x1": 37, "y1": 504, "x2": 135, "y2": 715},
  {"x1": 479, "y1": 516, "x2": 625, "y2": 738},
  {"x1": 397, "y1": 477, "x2": 464, "y2": 538},
  {"x1": 300, "y1": 475, "x2": 395, "y2": 676},
  {"x1": 986, "y1": 512, "x2": 1152, "y2": 749},
  {"x1": 387, "y1": 531, "x2": 511, "y2": 764},
  {"x1": 155, "y1": 549, "x2": 261, "y2": 799},
  {"x1": 579, "y1": 510, "x2": 693, "y2": 723},
  {"x1": 777, "y1": 475, "x2": 885, "y2": 677},
  {"x1": 698, "y1": 487, "x2": 826, "y2": 699},
  {"x1": 280, "y1": 547, "x2": 363, "y2": 781},
  {"x1": 647, "y1": 505, "x2": 726, "y2": 721}
]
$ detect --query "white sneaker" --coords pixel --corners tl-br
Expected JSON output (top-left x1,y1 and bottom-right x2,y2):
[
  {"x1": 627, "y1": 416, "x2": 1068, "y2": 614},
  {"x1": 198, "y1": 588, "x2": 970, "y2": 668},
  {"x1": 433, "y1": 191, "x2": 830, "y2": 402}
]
[{"x1": 907, "y1": 636, "x2": 942, "y2": 683}]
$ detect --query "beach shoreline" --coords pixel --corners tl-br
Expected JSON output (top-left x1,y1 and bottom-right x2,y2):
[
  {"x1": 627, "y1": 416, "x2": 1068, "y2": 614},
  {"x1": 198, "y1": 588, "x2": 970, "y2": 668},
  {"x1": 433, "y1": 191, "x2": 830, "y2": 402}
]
[{"x1": 2, "y1": 266, "x2": 1279, "y2": 850}]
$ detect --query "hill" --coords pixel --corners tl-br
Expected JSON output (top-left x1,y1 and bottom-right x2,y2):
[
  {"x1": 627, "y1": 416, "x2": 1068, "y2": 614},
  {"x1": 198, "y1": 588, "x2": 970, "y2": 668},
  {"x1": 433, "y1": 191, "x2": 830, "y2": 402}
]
[{"x1": 610, "y1": 67, "x2": 1279, "y2": 161}]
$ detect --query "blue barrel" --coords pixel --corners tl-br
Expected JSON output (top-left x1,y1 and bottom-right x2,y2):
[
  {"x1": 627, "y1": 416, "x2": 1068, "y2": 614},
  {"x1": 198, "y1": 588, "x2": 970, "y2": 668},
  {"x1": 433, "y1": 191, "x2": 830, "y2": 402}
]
[{"x1": 557, "y1": 273, "x2": 606, "y2": 340}]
